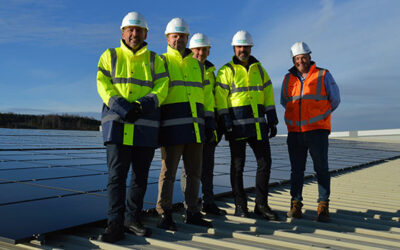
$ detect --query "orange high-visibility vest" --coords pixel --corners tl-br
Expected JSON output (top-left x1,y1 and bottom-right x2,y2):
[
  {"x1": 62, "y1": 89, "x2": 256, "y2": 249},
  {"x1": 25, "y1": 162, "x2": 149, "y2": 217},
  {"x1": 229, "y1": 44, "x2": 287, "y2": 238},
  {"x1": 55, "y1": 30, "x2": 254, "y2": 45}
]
[{"x1": 282, "y1": 64, "x2": 331, "y2": 132}]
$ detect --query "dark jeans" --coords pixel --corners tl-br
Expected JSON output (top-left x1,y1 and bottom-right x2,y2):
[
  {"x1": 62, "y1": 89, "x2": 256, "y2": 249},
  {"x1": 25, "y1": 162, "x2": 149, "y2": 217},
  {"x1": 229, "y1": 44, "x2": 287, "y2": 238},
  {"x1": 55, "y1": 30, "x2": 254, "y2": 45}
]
[
  {"x1": 106, "y1": 144, "x2": 155, "y2": 225},
  {"x1": 201, "y1": 141, "x2": 217, "y2": 205},
  {"x1": 229, "y1": 138, "x2": 272, "y2": 207},
  {"x1": 287, "y1": 129, "x2": 330, "y2": 202}
]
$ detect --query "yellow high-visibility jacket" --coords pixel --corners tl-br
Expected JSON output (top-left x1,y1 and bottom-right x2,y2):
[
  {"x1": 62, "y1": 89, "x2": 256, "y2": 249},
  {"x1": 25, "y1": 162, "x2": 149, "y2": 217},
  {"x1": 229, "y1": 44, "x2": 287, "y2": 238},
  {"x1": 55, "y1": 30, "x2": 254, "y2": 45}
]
[
  {"x1": 215, "y1": 56, "x2": 278, "y2": 140},
  {"x1": 97, "y1": 41, "x2": 168, "y2": 147},
  {"x1": 159, "y1": 46, "x2": 215, "y2": 145},
  {"x1": 204, "y1": 59, "x2": 223, "y2": 143}
]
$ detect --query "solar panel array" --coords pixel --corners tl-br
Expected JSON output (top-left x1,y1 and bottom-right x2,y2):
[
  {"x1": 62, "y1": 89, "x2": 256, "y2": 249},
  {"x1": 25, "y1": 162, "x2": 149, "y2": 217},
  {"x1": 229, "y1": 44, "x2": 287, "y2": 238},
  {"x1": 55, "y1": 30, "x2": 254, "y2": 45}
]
[{"x1": 0, "y1": 128, "x2": 399, "y2": 243}]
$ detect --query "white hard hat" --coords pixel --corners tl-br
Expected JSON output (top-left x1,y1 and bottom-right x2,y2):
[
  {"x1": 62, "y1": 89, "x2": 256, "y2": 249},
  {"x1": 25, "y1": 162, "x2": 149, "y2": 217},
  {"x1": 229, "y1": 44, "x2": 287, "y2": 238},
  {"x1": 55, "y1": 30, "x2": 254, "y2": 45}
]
[
  {"x1": 290, "y1": 42, "x2": 311, "y2": 57},
  {"x1": 120, "y1": 11, "x2": 148, "y2": 31},
  {"x1": 231, "y1": 30, "x2": 254, "y2": 46},
  {"x1": 165, "y1": 17, "x2": 190, "y2": 35},
  {"x1": 189, "y1": 33, "x2": 211, "y2": 49}
]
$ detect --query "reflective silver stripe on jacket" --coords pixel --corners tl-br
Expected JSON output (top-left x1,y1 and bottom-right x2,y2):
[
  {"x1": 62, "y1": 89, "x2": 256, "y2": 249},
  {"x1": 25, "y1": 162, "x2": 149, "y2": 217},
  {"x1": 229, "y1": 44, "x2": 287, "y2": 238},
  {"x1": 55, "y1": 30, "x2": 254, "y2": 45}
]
[
  {"x1": 161, "y1": 117, "x2": 205, "y2": 127},
  {"x1": 109, "y1": 48, "x2": 157, "y2": 88},
  {"x1": 110, "y1": 48, "x2": 117, "y2": 79},
  {"x1": 264, "y1": 105, "x2": 275, "y2": 111},
  {"x1": 288, "y1": 95, "x2": 328, "y2": 101},
  {"x1": 160, "y1": 55, "x2": 170, "y2": 79},
  {"x1": 285, "y1": 109, "x2": 331, "y2": 127},
  {"x1": 146, "y1": 93, "x2": 159, "y2": 109},
  {"x1": 284, "y1": 117, "x2": 293, "y2": 126},
  {"x1": 134, "y1": 119, "x2": 160, "y2": 127},
  {"x1": 257, "y1": 64, "x2": 264, "y2": 83},
  {"x1": 108, "y1": 96, "x2": 120, "y2": 110},
  {"x1": 233, "y1": 117, "x2": 266, "y2": 126},
  {"x1": 112, "y1": 77, "x2": 154, "y2": 88},
  {"x1": 216, "y1": 81, "x2": 230, "y2": 90},
  {"x1": 169, "y1": 80, "x2": 203, "y2": 88},
  {"x1": 101, "y1": 113, "x2": 159, "y2": 127},
  {"x1": 154, "y1": 72, "x2": 168, "y2": 81},
  {"x1": 217, "y1": 109, "x2": 229, "y2": 116},
  {"x1": 295, "y1": 120, "x2": 308, "y2": 126},
  {"x1": 150, "y1": 51, "x2": 156, "y2": 81},
  {"x1": 309, "y1": 109, "x2": 331, "y2": 124},
  {"x1": 204, "y1": 111, "x2": 215, "y2": 118},
  {"x1": 227, "y1": 62, "x2": 270, "y2": 94},
  {"x1": 98, "y1": 67, "x2": 111, "y2": 77}
]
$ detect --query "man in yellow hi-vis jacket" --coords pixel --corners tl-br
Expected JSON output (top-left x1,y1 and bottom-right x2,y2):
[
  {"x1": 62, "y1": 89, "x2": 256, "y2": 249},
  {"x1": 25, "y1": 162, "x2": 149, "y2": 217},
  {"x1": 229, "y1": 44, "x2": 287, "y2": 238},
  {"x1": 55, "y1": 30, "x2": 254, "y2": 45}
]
[
  {"x1": 185, "y1": 33, "x2": 227, "y2": 216},
  {"x1": 96, "y1": 12, "x2": 168, "y2": 243},
  {"x1": 215, "y1": 30, "x2": 279, "y2": 220},
  {"x1": 156, "y1": 18, "x2": 215, "y2": 231}
]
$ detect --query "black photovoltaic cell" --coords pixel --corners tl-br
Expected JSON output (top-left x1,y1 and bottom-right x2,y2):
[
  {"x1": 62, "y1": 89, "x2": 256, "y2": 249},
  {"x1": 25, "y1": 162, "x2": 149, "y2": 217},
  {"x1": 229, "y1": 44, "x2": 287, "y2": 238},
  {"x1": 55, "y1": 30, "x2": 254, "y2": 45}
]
[
  {"x1": 0, "y1": 193, "x2": 107, "y2": 244},
  {"x1": 31, "y1": 174, "x2": 108, "y2": 192},
  {"x1": 0, "y1": 167, "x2": 102, "y2": 183},
  {"x1": 0, "y1": 182, "x2": 76, "y2": 205},
  {"x1": 0, "y1": 160, "x2": 48, "y2": 170},
  {"x1": 0, "y1": 128, "x2": 400, "y2": 243}
]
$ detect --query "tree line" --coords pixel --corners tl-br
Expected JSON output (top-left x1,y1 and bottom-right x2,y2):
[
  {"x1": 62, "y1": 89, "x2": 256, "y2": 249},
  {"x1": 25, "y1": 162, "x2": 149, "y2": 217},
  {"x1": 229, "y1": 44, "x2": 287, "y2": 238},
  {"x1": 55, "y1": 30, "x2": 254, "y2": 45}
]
[{"x1": 0, "y1": 113, "x2": 100, "y2": 131}]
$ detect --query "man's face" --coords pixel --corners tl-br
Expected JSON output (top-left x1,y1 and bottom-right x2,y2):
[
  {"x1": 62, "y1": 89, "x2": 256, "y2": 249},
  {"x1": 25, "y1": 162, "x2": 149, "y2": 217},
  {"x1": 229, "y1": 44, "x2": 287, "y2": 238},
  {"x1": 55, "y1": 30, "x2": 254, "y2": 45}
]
[
  {"x1": 122, "y1": 26, "x2": 147, "y2": 50},
  {"x1": 293, "y1": 54, "x2": 311, "y2": 74},
  {"x1": 167, "y1": 33, "x2": 188, "y2": 53},
  {"x1": 191, "y1": 46, "x2": 210, "y2": 64},
  {"x1": 234, "y1": 46, "x2": 252, "y2": 61}
]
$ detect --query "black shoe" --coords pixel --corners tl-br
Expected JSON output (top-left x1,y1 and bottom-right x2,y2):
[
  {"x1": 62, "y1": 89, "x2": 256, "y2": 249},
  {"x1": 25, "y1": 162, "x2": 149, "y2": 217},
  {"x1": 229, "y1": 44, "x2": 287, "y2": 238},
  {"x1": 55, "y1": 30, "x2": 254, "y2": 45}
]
[
  {"x1": 202, "y1": 203, "x2": 227, "y2": 216},
  {"x1": 97, "y1": 222, "x2": 124, "y2": 243},
  {"x1": 234, "y1": 205, "x2": 250, "y2": 218},
  {"x1": 184, "y1": 211, "x2": 213, "y2": 228},
  {"x1": 157, "y1": 211, "x2": 177, "y2": 231},
  {"x1": 125, "y1": 220, "x2": 152, "y2": 237},
  {"x1": 254, "y1": 203, "x2": 280, "y2": 221}
]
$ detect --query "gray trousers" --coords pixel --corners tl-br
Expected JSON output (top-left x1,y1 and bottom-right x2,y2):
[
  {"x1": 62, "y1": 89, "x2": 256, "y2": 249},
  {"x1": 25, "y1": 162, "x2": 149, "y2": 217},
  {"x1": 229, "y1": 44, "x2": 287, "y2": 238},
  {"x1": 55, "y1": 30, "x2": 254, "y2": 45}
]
[{"x1": 156, "y1": 143, "x2": 203, "y2": 214}]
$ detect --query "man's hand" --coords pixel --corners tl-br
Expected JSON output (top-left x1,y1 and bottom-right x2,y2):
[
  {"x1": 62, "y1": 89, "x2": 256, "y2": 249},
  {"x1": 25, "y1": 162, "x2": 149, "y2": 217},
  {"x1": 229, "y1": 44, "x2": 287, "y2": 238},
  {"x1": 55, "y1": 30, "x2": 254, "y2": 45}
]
[
  {"x1": 205, "y1": 128, "x2": 216, "y2": 144},
  {"x1": 125, "y1": 102, "x2": 142, "y2": 123},
  {"x1": 219, "y1": 114, "x2": 234, "y2": 140},
  {"x1": 268, "y1": 125, "x2": 277, "y2": 138}
]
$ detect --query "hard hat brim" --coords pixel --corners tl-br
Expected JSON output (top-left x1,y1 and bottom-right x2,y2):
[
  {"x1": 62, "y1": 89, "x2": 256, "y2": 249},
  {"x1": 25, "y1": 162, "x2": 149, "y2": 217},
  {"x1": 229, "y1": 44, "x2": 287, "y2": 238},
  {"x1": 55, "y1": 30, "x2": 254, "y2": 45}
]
[{"x1": 121, "y1": 25, "x2": 149, "y2": 32}]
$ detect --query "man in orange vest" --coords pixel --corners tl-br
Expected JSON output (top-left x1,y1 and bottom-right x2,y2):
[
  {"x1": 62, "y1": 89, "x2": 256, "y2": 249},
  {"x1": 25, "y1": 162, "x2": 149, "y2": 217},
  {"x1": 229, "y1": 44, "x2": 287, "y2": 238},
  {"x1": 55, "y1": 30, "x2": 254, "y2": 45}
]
[{"x1": 280, "y1": 42, "x2": 340, "y2": 222}]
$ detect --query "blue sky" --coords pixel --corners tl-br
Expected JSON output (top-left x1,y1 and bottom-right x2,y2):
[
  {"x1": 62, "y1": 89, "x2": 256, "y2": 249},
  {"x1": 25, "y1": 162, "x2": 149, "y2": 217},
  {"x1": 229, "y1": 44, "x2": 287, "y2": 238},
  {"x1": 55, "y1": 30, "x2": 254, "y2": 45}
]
[{"x1": 0, "y1": 0, "x2": 399, "y2": 133}]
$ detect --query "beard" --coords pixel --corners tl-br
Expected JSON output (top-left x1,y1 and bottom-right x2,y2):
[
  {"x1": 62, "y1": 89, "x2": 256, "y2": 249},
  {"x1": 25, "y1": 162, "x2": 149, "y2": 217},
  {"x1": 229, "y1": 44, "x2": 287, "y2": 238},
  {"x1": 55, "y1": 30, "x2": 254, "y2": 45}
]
[{"x1": 238, "y1": 52, "x2": 249, "y2": 61}]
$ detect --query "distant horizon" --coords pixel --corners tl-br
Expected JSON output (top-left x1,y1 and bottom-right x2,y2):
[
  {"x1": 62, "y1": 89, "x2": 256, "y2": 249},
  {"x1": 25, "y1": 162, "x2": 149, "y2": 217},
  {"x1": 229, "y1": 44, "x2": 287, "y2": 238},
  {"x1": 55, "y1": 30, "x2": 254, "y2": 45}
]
[{"x1": 1, "y1": 110, "x2": 399, "y2": 134}]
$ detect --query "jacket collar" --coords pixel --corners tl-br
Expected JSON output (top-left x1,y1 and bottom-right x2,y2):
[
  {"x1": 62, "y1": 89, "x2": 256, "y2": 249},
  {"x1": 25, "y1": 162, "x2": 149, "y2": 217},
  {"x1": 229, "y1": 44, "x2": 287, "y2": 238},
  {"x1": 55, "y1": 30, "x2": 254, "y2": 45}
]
[
  {"x1": 166, "y1": 46, "x2": 193, "y2": 59},
  {"x1": 204, "y1": 60, "x2": 214, "y2": 70},
  {"x1": 120, "y1": 40, "x2": 148, "y2": 56},
  {"x1": 232, "y1": 55, "x2": 259, "y2": 66}
]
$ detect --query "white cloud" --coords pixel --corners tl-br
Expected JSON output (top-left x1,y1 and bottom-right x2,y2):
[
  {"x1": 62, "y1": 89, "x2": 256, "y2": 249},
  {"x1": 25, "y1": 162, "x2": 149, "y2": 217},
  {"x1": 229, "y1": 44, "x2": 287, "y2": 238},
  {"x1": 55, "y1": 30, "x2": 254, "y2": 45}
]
[{"x1": 252, "y1": 0, "x2": 400, "y2": 131}]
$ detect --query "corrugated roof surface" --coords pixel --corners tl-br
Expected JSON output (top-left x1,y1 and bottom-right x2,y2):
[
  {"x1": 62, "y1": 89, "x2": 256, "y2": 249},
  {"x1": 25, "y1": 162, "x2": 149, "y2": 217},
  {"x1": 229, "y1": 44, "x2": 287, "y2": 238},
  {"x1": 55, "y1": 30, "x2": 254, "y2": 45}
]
[{"x1": 6, "y1": 155, "x2": 399, "y2": 249}]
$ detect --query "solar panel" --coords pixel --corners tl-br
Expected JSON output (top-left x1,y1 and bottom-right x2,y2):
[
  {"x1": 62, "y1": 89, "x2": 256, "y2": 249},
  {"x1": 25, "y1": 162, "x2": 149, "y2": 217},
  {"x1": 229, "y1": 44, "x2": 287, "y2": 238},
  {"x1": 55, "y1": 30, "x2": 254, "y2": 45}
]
[
  {"x1": 0, "y1": 167, "x2": 103, "y2": 183},
  {"x1": 0, "y1": 193, "x2": 107, "y2": 244},
  {"x1": 0, "y1": 182, "x2": 76, "y2": 205},
  {"x1": 0, "y1": 128, "x2": 399, "y2": 244}
]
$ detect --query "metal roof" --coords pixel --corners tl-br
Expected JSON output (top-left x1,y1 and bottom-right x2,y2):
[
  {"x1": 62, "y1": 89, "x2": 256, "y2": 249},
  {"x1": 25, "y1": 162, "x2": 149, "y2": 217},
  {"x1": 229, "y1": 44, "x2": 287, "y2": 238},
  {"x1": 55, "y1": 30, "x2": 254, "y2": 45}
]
[{"x1": 1, "y1": 131, "x2": 400, "y2": 249}]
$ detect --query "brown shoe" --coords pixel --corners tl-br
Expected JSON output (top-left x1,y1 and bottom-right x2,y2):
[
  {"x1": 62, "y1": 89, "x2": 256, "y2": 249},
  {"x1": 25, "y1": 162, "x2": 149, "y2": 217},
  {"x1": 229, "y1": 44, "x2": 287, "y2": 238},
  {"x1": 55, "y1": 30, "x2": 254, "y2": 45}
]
[
  {"x1": 317, "y1": 201, "x2": 330, "y2": 222},
  {"x1": 287, "y1": 200, "x2": 303, "y2": 218}
]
